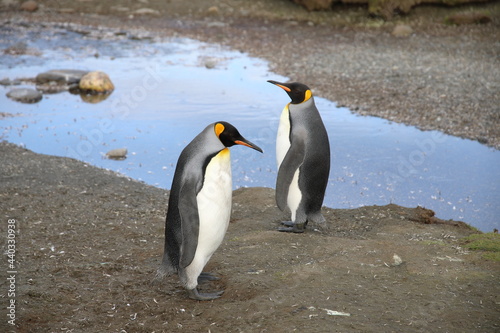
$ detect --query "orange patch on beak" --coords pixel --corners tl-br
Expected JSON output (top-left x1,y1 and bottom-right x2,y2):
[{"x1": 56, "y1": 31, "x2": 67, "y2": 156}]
[
  {"x1": 275, "y1": 84, "x2": 291, "y2": 92},
  {"x1": 234, "y1": 140, "x2": 252, "y2": 148},
  {"x1": 235, "y1": 140, "x2": 263, "y2": 153}
]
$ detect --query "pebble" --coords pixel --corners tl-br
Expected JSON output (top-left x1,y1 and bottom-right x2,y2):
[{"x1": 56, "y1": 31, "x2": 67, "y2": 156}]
[
  {"x1": 132, "y1": 8, "x2": 160, "y2": 16},
  {"x1": 0, "y1": 78, "x2": 21, "y2": 86},
  {"x1": 79, "y1": 71, "x2": 115, "y2": 94},
  {"x1": 445, "y1": 12, "x2": 492, "y2": 25},
  {"x1": 106, "y1": 148, "x2": 128, "y2": 160},
  {"x1": 392, "y1": 24, "x2": 413, "y2": 37},
  {"x1": 6, "y1": 88, "x2": 43, "y2": 103},
  {"x1": 20, "y1": 0, "x2": 37, "y2": 12},
  {"x1": 207, "y1": 6, "x2": 220, "y2": 16},
  {"x1": 204, "y1": 58, "x2": 217, "y2": 69},
  {"x1": 36, "y1": 69, "x2": 89, "y2": 85}
]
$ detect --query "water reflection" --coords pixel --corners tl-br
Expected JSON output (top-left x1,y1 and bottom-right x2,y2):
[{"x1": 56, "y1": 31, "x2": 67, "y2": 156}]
[{"x1": 0, "y1": 26, "x2": 498, "y2": 232}]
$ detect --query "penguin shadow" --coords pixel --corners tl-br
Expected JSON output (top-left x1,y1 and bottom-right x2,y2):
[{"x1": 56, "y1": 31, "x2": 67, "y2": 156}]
[
  {"x1": 230, "y1": 187, "x2": 333, "y2": 235},
  {"x1": 272, "y1": 208, "x2": 333, "y2": 235},
  {"x1": 151, "y1": 263, "x2": 229, "y2": 300}
]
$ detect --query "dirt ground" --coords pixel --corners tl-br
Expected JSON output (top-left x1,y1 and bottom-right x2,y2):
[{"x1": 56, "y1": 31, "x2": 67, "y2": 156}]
[
  {"x1": 0, "y1": 141, "x2": 498, "y2": 333},
  {"x1": 0, "y1": 1, "x2": 499, "y2": 333}
]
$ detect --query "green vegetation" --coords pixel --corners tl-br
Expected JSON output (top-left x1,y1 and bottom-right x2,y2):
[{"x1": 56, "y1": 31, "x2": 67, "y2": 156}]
[{"x1": 462, "y1": 233, "x2": 500, "y2": 261}]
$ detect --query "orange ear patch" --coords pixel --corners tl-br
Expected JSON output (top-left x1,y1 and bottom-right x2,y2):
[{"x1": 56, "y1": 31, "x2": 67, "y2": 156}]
[{"x1": 215, "y1": 123, "x2": 225, "y2": 137}]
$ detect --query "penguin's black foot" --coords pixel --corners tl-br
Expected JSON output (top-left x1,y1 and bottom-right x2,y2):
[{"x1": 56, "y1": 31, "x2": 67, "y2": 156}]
[
  {"x1": 186, "y1": 288, "x2": 224, "y2": 301},
  {"x1": 278, "y1": 222, "x2": 306, "y2": 233},
  {"x1": 198, "y1": 272, "x2": 220, "y2": 284},
  {"x1": 280, "y1": 221, "x2": 295, "y2": 227}
]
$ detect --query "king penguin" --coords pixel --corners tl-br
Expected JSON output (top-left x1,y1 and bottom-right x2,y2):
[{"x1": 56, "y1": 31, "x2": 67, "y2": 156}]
[
  {"x1": 268, "y1": 80, "x2": 330, "y2": 233},
  {"x1": 157, "y1": 121, "x2": 262, "y2": 300}
]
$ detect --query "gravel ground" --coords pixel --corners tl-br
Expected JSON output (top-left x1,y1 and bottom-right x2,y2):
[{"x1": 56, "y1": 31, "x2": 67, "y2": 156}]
[{"x1": 1, "y1": 0, "x2": 498, "y2": 148}]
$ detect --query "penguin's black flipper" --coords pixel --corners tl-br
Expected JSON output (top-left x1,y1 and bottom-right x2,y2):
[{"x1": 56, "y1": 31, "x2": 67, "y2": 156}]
[
  {"x1": 187, "y1": 288, "x2": 224, "y2": 301},
  {"x1": 276, "y1": 132, "x2": 306, "y2": 211},
  {"x1": 178, "y1": 181, "x2": 201, "y2": 269}
]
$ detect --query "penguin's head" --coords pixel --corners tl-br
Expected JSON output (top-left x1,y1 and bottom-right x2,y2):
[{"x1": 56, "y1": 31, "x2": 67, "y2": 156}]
[
  {"x1": 267, "y1": 80, "x2": 313, "y2": 104},
  {"x1": 214, "y1": 122, "x2": 263, "y2": 153}
]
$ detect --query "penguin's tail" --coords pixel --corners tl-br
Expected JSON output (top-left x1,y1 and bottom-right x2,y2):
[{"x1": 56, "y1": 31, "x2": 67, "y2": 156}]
[
  {"x1": 308, "y1": 211, "x2": 326, "y2": 224},
  {"x1": 152, "y1": 261, "x2": 177, "y2": 285},
  {"x1": 155, "y1": 262, "x2": 176, "y2": 278},
  {"x1": 308, "y1": 211, "x2": 330, "y2": 229}
]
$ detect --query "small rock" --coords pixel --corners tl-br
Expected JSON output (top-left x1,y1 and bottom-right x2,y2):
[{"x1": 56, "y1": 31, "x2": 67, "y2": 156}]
[
  {"x1": 204, "y1": 58, "x2": 217, "y2": 69},
  {"x1": 206, "y1": 21, "x2": 226, "y2": 28},
  {"x1": 392, "y1": 254, "x2": 403, "y2": 266},
  {"x1": 79, "y1": 71, "x2": 114, "y2": 94},
  {"x1": 106, "y1": 148, "x2": 127, "y2": 160},
  {"x1": 392, "y1": 24, "x2": 413, "y2": 38},
  {"x1": 445, "y1": 12, "x2": 491, "y2": 25},
  {"x1": 57, "y1": 8, "x2": 75, "y2": 14},
  {"x1": 2, "y1": 0, "x2": 18, "y2": 9},
  {"x1": 6, "y1": 88, "x2": 42, "y2": 103},
  {"x1": 207, "y1": 6, "x2": 220, "y2": 16},
  {"x1": 20, "y1": 0, "x2": 38, "y2": 12},
  {"x1": 0, "y1": 78, "x2": 21, "y2": 86},
  {"x1": 133, "y1": 8, "x2": 160, "y2": 16},
  {"x1": 292, "y1": 0, "x2": 333, "y2": 11},
  {"x1": 36, "y1": 69, "x2": 89, "y2": 85}
]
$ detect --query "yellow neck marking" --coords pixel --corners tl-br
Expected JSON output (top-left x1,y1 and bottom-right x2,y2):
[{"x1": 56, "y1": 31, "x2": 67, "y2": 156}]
[
  {"x1": 304, "y1": 90, "x2": 312, "y2": 102},
  {"x1": 217, "y1": 148, "x2": 230, "y2": 159}
]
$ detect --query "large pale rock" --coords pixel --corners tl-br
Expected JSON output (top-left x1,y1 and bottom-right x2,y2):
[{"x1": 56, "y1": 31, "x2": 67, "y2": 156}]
[{"x1": 79, "y1": 71, "x2": 115, "y2": 94}]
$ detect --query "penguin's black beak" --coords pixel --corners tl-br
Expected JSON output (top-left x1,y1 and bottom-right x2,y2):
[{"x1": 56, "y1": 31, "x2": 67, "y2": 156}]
[
  {"x1": 234, "y1": 138, "x2": 263, "y2": 153},
  {"x1": 267, "y1": 80, "x2": 291, "y2": 92}
]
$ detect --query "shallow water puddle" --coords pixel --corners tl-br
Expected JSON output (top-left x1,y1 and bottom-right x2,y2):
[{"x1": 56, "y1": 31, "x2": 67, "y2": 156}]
[{"x1": 1, "y1": 25, "x2": 498, "y2": 232}]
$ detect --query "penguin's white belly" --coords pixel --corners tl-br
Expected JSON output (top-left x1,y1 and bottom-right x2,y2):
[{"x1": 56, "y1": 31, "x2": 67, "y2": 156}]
[
  {"x1": 276, "y1": 105, "x2": 291, "y2": 169},
  {"x1": 288, "y1": 168, "x2": 302, "y2": 221},
  {"x1": 193, "y1": 148, "x2": 232, "y2": 268}
]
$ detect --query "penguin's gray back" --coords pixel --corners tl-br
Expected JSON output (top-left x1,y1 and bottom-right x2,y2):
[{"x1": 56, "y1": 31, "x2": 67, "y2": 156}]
[
  {"x1": 290, "y1": 98, "x2": 330, "y2": 162},
  {"x1": 277, "y1": 97, "x2": 330, "y2": 220}
]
